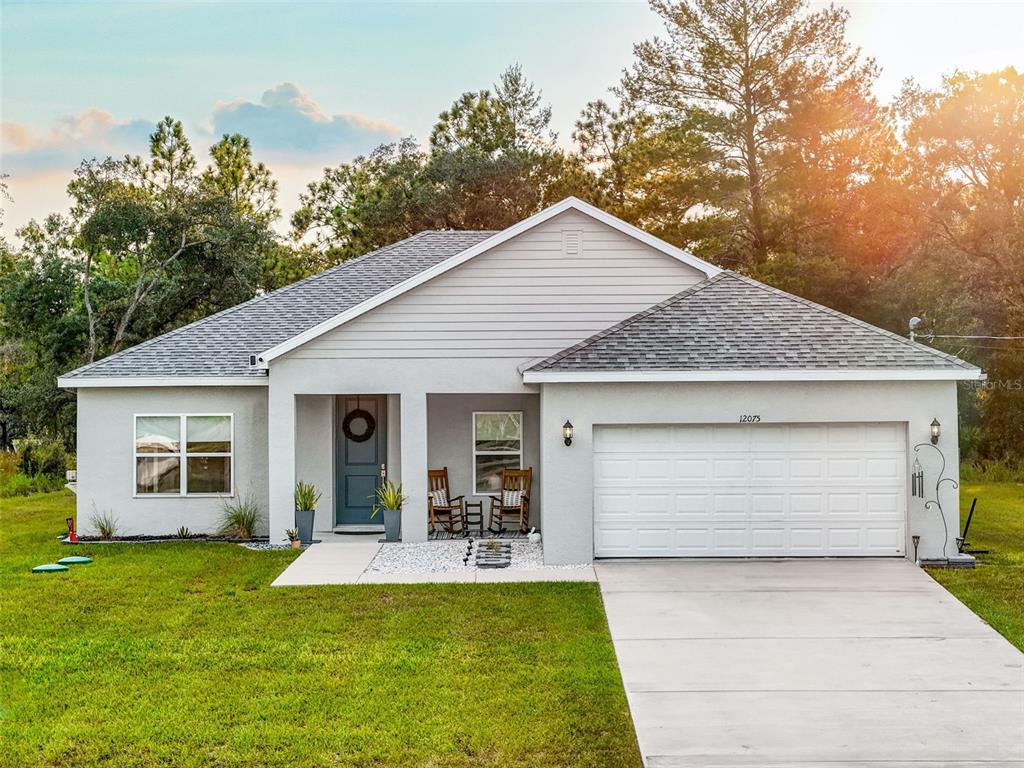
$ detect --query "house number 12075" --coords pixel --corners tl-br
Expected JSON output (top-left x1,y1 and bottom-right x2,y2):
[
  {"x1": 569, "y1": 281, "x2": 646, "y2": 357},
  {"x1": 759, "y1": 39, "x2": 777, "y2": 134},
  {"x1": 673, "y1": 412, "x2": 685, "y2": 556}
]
[{"x1": 739, "y1": 415, "x2": 761, "y2": 423}]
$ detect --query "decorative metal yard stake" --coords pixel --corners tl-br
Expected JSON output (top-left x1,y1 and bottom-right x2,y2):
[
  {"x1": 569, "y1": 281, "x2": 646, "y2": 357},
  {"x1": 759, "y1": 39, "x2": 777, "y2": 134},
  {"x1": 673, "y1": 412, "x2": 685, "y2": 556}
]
[{"x1": 912, "y1": 442, "x2": 958, "y2": 559}]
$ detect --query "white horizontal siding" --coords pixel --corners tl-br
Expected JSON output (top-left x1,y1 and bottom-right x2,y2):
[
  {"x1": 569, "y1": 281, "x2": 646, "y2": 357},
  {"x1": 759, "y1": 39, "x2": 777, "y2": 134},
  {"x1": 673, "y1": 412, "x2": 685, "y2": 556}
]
[{"x1": 290, "y1": 210, "x2": 706, "y2": 361}]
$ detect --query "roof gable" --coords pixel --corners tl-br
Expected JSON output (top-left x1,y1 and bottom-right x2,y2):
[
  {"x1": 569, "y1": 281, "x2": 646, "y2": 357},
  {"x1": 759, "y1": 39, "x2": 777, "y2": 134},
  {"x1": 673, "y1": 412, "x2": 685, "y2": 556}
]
[
  {"x1": 255, "y1": 197, "x2": 721, "y2": 365},
  {"x1": 524, "y1": 272, "x2": 981, "y2": 381}
]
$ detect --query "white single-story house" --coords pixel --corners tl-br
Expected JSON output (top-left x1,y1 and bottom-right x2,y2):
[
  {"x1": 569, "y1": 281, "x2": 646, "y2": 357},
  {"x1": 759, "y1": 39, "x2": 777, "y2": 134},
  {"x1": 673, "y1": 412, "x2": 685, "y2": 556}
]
[{"x1": 58, "y1": 198, "x2": 981, "y2": 564}]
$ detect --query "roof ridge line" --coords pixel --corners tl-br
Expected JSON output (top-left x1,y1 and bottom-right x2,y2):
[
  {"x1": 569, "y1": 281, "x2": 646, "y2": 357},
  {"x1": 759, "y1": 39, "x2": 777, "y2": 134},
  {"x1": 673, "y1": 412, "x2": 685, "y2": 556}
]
[
  {"x1": 529, "y1": 272, "x2": 731, "y2": 371},
  {"x1": 726, "y1": 272, "x2": 978, "y2": 371},
  {"x1": 62, "y1": 230, "x2": 440, "y2": 378}
]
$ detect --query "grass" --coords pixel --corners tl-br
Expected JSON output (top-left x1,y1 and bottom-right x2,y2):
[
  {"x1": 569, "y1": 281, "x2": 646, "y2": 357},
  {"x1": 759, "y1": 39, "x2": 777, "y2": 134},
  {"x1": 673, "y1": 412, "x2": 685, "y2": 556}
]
[
  {"x1": 928, "y1": 482, "x2": 1024, "y2": 651},
  {"x1": 0, "y1": 492, "x2": 640, "y2": 768}
]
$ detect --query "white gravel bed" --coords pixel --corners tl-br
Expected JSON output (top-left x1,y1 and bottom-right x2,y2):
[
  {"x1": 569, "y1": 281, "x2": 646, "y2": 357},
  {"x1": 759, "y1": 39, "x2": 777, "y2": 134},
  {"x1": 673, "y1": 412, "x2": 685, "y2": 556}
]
[{"x1": 365, "y1": 539, "x2": 587, "y2": 573}]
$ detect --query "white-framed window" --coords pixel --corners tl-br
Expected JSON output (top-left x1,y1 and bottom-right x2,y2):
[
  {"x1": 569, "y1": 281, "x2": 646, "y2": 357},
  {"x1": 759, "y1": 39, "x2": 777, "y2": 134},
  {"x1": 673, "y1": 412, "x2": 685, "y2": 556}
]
[
  {"x1": 472, "y1": 411, "x2": 522, "y2": 494},
  {"x1": 134, "y1": 414, "x2": 233, "y2": 497}
]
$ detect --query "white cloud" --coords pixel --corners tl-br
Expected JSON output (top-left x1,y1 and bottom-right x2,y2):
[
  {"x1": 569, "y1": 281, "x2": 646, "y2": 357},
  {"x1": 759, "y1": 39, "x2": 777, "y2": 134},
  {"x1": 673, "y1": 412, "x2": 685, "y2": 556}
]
[
  {"x1": 209, "y1": 82, "x2": 402, "y2": 159},
  {"x1": 1, "y1": 109, "x2": 154, "y2": 173},
  {"x1": 0, "y1": 84, "x2": 406, "y2": 235}
]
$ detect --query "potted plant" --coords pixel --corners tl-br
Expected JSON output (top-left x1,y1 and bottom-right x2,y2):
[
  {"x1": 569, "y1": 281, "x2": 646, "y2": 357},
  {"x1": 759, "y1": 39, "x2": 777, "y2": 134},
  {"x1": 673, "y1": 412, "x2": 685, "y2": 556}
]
[
  {"x1": 294, "y1": 481, "x2": 321, "y2": 546},
  {"x1": 285, "y1": 528, "x2": 301, "y2": 549},
  {"x1": 370, "y1": 480, "x2": 407, "y2": 543}
]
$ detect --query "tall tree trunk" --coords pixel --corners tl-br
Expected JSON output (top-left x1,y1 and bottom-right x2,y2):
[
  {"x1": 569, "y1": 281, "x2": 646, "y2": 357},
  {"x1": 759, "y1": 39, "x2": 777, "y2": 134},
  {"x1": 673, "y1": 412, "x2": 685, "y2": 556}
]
[
  {"x1": 742, "y1": 119, "x2": 769, "y2": 263},
  {"x1": 83, "y1": 246, "x2": 98, "y2": 363}
]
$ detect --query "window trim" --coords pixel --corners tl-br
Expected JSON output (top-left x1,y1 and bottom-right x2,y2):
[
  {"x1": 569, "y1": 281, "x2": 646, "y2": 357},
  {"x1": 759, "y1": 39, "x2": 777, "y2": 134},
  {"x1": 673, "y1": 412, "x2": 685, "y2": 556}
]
[
  {"x1": 133, "y1": 413, "x2": 234, "y2": 498},
  {"x1": 471, "y1": 411, "x2": 523, "y2": 495}
]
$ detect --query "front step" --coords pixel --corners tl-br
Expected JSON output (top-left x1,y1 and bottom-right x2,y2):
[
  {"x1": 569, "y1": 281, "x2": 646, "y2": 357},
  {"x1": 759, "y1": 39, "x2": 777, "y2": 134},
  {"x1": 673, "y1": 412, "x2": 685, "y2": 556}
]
[{"x1": 332, "y1": 524, "x2": 384, "y2": 534}]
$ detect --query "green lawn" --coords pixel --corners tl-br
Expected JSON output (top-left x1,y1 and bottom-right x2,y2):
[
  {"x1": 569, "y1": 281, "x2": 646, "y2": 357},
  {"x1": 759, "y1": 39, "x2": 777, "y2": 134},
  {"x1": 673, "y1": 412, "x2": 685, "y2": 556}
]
[
  {"x1": 0, "y1": 492, "x2": 641, "y2": 768},
  {"x1": 927, "y1": 482, "x2": 1024, "y2": 651}
]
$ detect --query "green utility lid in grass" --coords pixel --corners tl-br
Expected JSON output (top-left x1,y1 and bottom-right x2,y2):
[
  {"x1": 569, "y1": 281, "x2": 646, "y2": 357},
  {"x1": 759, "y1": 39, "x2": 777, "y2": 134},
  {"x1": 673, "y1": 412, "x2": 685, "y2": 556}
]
[
  {"x1": 57, "y1": 556, "x2": 92, "y2": 565},
  {"x1": 32, "y1": 563, "x2": 69, "y2": 573}
]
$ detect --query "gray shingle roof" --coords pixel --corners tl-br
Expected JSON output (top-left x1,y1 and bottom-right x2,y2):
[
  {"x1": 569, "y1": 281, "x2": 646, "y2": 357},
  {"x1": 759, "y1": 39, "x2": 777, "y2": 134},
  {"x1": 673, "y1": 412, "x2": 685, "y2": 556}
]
[
  {"x1": 62, "y1": 230, "x2": 496, "y2": 379},
  {"x1": 529, "y1": 271, "x2": 978, "y2": 373}
]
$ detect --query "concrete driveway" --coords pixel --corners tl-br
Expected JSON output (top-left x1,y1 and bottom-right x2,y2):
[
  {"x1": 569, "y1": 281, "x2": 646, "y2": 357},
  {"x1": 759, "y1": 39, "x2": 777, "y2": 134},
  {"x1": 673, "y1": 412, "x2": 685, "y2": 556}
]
[{"x1": 596, "y1": 559, "x2": 1024, "y2": 767}]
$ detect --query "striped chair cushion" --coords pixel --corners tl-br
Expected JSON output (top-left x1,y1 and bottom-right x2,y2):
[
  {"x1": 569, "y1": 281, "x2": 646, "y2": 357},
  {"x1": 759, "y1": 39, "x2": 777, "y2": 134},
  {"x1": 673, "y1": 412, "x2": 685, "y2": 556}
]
[
  {"x1": 502, "y1": 489, "x2": 522, "y2": 507},
  {"x1": 429, "y1": 488, "x2": 450, "y2": 508}
]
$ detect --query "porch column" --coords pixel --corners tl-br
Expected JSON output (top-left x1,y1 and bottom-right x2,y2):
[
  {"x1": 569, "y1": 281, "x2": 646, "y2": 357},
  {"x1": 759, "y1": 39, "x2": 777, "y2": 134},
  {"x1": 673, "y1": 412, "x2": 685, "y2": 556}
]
[
  {"x1": 399, "y1": 391, "x2": 428, "y2": 542},
  {"x1": 267, "y1": 386, "x2": 296, "y2": 543}
]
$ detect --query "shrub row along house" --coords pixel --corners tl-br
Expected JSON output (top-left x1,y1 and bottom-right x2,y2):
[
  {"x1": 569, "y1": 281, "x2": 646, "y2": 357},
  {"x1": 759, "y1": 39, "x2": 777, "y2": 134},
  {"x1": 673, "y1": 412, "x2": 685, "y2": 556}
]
[{"x1": 59, "y1": 199, "x2": 981, "y2": 564}]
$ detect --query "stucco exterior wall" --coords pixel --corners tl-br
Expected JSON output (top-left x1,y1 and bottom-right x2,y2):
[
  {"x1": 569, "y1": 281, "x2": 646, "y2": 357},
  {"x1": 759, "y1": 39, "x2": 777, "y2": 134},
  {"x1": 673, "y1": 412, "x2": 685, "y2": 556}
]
[
  {"x1": 539, "y1": 380, "x2": 961, "y2": 565},
  {"x1": 75, "y1": 386, "x2": 268, "y2": 536},
  {"x1": 427, "y1": 393, "x2": 541, "y2": 525},
  {"x1": 295, "y1": 395, "x2": 334, "y2": 533}
]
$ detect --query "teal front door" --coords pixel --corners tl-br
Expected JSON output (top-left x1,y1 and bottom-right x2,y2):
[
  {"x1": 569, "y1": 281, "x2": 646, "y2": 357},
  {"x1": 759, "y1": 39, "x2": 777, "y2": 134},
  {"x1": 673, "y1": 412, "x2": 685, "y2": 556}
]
[{"x1": 335, "y1": 395, "x2": 387, "y2": 526}]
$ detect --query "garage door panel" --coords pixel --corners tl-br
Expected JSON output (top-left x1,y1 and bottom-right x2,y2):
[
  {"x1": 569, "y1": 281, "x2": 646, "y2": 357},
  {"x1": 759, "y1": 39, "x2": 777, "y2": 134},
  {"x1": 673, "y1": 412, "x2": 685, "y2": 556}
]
[
  {"x1": 751, "y1": 494, "x2": 785, "y2": 517},
  {"x1": 868, "y1": 493, "x2": 901, "y2": 516},
  {"x1": 595, "y1": 458, "x2": 633, "y2": 482},
  {"x1": 866, "y1": 457, "x2": 901, "y2": 479},
  {"x1": 712, "y1": 458, "x2": 747, "y2": 479},
  {"x1": 791, "y1": 458, "x2": 826, "y2": 479},
  {"x1": 637, "y1": 458, "x2": 672, "y2": 479},
  {"x1": 790, "y1": 527, "x2": 825, "y2": 549},
  {"x1": 713, "y1": 528, "x2": 748, "y2": 550},
  {"x1": 594, "y1": 423, "x2": 906, "y2": 558},
  {"x1": 595, "y1": 492, "x2": 633, "y2": 516},
  {"x1": 675, "y1": 459, "x2": 710, "y2": 479}
]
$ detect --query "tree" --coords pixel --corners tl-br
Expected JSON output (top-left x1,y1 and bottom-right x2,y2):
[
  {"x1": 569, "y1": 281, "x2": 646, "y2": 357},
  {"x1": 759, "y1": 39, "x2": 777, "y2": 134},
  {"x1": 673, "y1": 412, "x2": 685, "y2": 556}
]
[
  {"x1": 293, "y1": 67, "x2": 592, "y2": 265},
  {"x1": 623, "y1": 0, "x2": 878, "y2": 267},
  {"x1": 890, "y1": 68, "x2": 1024, "y2": 459},
  {"x1": 203, "y1": 134, "x2": 279, "y2": 224},
  {"x1": 0, "y1": 117, "x2": 280, "y2": 443},
  {"x1": 574, "y1": 99, "x2": 649, "y2": 207},
  {"x1": 494, "y1": 63, "x2": 557, "y2": 151},
  {"x1": 59, "y1": 118, "x2": 277, "y2": 359},
  {"x1": 573, "y1": 99, "x2": 726, "y2": 248},
  {"x1": 431, "y1": 64, "x2": 555, "y2": 155},
  {"x1": 290, "y1": 138, "x2": 428, "y2": 260}
]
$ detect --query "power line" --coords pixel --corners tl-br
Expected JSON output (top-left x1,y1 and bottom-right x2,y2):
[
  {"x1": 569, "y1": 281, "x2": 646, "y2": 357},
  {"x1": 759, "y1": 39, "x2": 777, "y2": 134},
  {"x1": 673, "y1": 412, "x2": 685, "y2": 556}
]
[{"x1": 928, "y1": 334, "x2": 1024, "y2": 341}]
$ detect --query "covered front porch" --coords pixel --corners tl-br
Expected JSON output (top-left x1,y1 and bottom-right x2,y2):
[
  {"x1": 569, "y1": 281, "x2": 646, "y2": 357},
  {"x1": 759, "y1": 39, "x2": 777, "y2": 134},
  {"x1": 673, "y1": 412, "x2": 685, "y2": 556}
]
[{"x1": 268, "y1": 391, "x2": 541, "y2": 544}]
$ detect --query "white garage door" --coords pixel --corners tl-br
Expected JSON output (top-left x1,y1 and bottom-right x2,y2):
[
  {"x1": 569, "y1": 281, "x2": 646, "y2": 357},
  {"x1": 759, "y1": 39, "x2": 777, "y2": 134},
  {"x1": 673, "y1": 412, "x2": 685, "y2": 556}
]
[{"x1": 593, "y1": 423, "x2": 906, "y2": 558}]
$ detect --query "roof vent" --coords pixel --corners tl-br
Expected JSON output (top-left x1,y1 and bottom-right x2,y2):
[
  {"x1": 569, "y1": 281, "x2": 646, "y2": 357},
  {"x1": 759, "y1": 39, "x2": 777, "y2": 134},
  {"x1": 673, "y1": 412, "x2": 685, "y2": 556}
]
[
  {"x1": 562, "y1": 229, "x2": 583, "y2": 256},
  {"x1": 248, "y1": 354, "x2": 258, "y2": 368}
]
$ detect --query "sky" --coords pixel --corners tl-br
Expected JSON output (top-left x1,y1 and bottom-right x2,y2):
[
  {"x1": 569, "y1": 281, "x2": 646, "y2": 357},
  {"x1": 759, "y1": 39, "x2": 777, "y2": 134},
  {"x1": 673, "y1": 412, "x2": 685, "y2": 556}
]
[{"x1": 2, "y1": 0, "x2": 1022, "y2": 235}]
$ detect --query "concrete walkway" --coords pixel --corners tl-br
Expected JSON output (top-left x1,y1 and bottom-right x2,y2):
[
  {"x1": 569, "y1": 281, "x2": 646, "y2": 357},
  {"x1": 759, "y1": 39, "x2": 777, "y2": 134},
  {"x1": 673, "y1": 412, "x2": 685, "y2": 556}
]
[
  {"x1": 272, "y1": 541, "x2": 596, "y2": 585},
  {"x1": 271, "y1": 541, "x2": 382, "y2": 586},
  {"x1": 596, "y1": 559, "x2": 1024, "y2": 767}
]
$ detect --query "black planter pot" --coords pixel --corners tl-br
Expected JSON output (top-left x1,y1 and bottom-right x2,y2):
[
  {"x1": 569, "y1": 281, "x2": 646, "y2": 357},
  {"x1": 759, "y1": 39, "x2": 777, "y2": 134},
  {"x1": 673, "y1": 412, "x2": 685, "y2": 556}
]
[
  {"x1": 295, "y1": 509, "x2": 315, "y2": 546},
  {"x1": 382, "y1": 508, "x2": 401, "y2": 542}
]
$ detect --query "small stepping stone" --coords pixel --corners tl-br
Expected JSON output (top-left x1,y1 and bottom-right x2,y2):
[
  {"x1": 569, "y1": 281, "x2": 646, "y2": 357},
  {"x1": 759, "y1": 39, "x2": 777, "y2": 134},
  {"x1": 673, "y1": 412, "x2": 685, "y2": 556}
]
[
  {"x1": 58, "y1": 556, "x2": 92, "y2": 565},
  {"x1": 32, "y1": 563, "x2": 69, "y2": 573}
]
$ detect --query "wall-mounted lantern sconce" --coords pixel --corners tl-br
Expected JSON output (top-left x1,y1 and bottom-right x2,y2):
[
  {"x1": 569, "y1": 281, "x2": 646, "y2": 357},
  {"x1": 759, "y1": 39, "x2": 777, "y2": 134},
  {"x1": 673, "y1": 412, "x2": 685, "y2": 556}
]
[
  {"x1": 930, "y1": 418, "x2": 941, "y2": 445},
  {"x1": 562, "y1": 420, "x2": 574, "y2": 447}
]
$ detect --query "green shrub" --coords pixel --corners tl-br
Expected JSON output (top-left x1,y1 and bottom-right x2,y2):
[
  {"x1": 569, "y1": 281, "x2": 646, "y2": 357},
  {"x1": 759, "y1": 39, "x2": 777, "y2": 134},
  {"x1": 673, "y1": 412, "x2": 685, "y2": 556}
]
[
  {"x1": 961, "y1": 459, "x2": 1024, "y2": 483},
  {"x1": 370, "y1": 480, "x2": 408, "y2": 517},
  {"x1": 89, "y1": 506, "x2": 120, "y2": 539},
  {"x1": 294, "y1": 480, "x2": 321, "y2": 511},
  {"x1": 17, "y1": 439, "x2": 68, "y2": 478},
  {"x1": 219, "y1": 492, "x2": 261, "y2": 539},
  {"x1": 0, "y1": 473, "x2": 67, "y2": 498}
]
